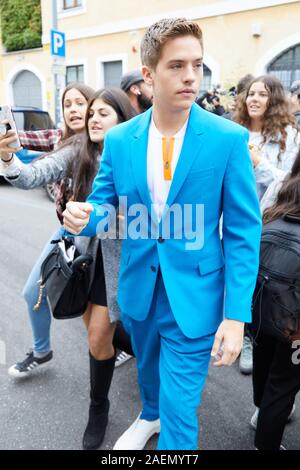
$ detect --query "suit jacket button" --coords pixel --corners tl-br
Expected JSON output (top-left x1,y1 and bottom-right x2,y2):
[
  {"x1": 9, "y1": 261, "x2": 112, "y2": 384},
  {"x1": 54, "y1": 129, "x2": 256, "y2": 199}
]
[
  {"x1": 158, "y1": 236, "x2": 165, "y2": 243},
  {"x1": 151, "y1": 266, "x2": 156, "y2": 272}
]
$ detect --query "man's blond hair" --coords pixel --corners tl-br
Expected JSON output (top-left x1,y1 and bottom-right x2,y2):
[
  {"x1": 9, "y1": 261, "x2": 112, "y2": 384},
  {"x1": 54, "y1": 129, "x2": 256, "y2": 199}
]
[{"x1": 141, "y1": 18, "x2": 203, "y2": 69}]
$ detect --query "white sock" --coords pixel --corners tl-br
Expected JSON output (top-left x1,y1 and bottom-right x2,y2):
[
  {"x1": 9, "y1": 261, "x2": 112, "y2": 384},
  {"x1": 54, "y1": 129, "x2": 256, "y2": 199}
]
[{"x1": 34, "y1": 351, "x2": 50, "y2": 359}]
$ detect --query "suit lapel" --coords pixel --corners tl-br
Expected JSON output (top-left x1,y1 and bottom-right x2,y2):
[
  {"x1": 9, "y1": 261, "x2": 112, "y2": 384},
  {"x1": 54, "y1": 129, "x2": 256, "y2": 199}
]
[
  {"x1": 130, "y1": 108, "x2": 158, "y2": 225},
  {"x1": 163, "y1": 103, "x2": 205, "y2": 216}
]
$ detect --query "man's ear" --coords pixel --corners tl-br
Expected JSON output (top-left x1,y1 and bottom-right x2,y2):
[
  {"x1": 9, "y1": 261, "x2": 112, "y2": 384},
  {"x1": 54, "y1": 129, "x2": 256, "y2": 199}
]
[{"x1": 142, "y1": 65, "x2": 153, "y2": 86}]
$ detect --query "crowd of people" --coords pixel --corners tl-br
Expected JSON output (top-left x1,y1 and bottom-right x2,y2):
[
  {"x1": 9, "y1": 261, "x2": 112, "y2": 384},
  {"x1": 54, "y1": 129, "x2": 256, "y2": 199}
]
[
  {"x1": 0, "y1": 17, "x2": 300, "y2": 451},
  {"x1": 196, "y1": 75, "x2": 300, "y2": 125}
]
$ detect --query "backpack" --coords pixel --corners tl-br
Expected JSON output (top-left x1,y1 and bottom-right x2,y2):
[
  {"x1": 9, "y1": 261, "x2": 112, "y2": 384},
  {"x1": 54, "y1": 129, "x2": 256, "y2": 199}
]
[{"x1": 252, "y1": 214, "x2": 300, "y2": 343}]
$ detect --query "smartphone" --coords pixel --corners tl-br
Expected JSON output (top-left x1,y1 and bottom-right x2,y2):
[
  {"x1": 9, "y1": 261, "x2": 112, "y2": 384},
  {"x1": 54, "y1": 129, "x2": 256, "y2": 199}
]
[{"x1": 0, "y1": 105, "x2": 21, "y2": 149}]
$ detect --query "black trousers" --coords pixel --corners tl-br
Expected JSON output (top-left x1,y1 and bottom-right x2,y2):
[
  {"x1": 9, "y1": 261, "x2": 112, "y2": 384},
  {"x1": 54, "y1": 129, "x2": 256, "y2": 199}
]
[
  {"x1": 113, "y1": 321, "x2": 134, "y2": 357},
  {"x1": 253, "y1": 330, "x2": 300, "y2": 449}
]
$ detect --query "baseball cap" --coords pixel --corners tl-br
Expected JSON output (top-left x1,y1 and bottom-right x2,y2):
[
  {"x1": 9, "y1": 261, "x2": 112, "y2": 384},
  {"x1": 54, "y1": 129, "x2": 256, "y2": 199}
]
[
  {"x1": 120, "y1": 70, "x2": 144, "y2": 92},
  {"x1": 290, "y1": 80, "x2": 300, "y2": 95}
]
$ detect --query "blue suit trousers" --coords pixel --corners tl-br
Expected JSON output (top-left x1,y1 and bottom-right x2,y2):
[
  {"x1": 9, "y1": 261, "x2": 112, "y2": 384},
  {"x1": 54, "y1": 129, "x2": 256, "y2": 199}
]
[{"x1": 122, "y1": 270, "x2": 215, "y2": 450}]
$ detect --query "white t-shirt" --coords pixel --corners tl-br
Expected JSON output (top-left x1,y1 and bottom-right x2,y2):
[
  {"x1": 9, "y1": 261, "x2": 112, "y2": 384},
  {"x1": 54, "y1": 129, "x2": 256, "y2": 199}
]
[{"x1": 147, "y1": 116, "x2": 188, "y2": 220}]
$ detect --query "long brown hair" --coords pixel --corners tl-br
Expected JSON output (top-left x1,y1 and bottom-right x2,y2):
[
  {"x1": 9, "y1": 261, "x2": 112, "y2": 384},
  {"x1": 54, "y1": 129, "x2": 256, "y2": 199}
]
[
  {"x1": 72, "y1": 88, "x2": 136, "y2": 201},
  {"x1": 233, "y1": 75, "x2": 298, "y2": 155},
  {"x1": 263, "y1": 148, "x2": 300, "y2": 224},
  {"x1": 61, "y1": 82, "x2": 95, "y2": 140}
]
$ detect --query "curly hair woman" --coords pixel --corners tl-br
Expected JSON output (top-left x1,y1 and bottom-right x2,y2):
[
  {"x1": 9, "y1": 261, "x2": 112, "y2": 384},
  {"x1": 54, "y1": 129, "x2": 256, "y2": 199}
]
[{"x1": 233, "y1": 75, "x2": 300, "y2": 199}]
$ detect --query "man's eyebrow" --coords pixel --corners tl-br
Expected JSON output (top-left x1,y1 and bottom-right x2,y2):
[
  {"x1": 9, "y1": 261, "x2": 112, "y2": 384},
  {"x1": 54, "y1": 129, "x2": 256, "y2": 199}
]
[{"x1": 167, "y1": 58, "x2": 203, "y2": 64}]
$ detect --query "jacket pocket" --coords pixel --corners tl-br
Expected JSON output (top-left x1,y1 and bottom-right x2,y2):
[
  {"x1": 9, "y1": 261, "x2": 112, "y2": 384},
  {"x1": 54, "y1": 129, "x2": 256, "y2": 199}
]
[{"x1": 198, "y1": 252, "x2": 225, "y2": 275}]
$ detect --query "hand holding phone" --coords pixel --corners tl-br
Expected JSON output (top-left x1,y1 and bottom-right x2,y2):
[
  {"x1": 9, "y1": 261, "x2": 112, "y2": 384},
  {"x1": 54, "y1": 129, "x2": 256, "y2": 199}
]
[{"x1": 0, "y1": 106, "x2": 21, "y2": 149}]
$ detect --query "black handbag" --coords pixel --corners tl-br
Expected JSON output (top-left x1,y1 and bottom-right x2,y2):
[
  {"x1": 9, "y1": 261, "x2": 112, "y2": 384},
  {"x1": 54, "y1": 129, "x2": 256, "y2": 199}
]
[{"x1": 33, "y1": 237, "x2": 94, "y2": 319}]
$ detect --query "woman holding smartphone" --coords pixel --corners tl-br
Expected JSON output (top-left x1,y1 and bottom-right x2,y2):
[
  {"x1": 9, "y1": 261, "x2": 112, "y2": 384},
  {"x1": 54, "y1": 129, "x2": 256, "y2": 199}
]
[
  {"x1": 0, "y1": 82, "x2": 94, "y2": 375},
  {"x1": 0, "y1": 87, "x2": 136, "y2": 450}
]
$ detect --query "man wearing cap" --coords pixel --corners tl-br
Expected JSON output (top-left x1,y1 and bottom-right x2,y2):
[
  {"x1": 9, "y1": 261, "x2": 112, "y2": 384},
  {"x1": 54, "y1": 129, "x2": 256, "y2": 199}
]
[
  {"x1": 120, "y1": 70, "x2": 153, "y2": 114},
  {"x1": 290, "y1": 80, "x2": 300, "y2": 125}
]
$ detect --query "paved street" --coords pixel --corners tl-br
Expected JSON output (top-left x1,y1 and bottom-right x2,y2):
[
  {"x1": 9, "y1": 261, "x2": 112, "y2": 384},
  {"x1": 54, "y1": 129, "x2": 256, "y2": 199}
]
[{"x1": 0, "y1": 182, "x2": 299, "y2": 450}]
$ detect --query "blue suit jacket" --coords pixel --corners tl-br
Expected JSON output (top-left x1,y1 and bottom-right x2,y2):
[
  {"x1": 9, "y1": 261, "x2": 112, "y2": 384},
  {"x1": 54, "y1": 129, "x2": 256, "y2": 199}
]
[{"x1": 81, "y1": 103, "x2": 262, "y2": 338}]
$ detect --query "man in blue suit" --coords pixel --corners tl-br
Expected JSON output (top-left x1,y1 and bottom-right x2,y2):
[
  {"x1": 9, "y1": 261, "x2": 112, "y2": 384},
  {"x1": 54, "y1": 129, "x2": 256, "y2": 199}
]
[{"x1": 63, "y1": 18, "x2": 262, "y2": 450}]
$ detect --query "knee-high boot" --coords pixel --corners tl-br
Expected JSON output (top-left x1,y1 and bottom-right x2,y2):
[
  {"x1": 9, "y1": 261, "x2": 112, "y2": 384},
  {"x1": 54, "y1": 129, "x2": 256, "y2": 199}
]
[{"x1": 82, "y1": 351, "x2": 115, "y2": 450}]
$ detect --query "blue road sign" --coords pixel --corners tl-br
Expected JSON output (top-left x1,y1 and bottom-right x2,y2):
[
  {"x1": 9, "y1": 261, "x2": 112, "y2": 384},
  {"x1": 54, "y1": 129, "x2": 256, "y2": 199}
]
[{"x1": 51, "y1": 30, "x2": 66, "y2": 57}]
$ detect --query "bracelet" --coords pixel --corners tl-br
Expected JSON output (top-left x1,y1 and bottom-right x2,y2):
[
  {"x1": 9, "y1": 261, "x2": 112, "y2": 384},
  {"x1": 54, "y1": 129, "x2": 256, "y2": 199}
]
[{"x1": 1, "y1": 154, "x2": 14, "y2": 163}]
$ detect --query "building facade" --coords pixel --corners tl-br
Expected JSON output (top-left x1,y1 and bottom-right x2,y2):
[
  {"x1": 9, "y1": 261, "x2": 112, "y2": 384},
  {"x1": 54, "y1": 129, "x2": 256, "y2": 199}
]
[{"x1": 0, "y1": 0, "x2": 299, "y2": 120}]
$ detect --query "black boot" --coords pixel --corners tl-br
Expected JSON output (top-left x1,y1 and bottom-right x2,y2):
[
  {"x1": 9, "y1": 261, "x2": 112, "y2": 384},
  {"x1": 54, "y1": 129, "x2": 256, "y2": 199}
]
[{"x1": 82, "y1": 352, "x2": 115, "y2": 450}]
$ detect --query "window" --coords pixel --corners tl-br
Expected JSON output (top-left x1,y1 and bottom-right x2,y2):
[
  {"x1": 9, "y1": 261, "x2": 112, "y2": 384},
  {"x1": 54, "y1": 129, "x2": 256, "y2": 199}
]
[
  {"x1": 103, "y1": 61, "x2": 123, "y2": 87},
  {"x1": 63, "y1": 0, "x2": 82, "y2": 10},
  {"x1": 199, "y1": 64, "x2": 212, "y2": 94},
  {"x1": 13, "y1": 111, "x2": 55, "y2": 131},
  {"x1": 66, "y1": 65, "x2": 84, "y2": 84},
  {"x1": 267, "y1": 44, "x2": 300, "y2": 89}
]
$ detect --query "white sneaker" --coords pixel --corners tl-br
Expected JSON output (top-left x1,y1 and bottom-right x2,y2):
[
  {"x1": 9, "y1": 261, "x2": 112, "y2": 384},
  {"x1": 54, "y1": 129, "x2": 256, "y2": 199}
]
[
  {"x1": 239, "y1": 336, "x2": 253, "y2": 375},
  {"x1": 113, "y1": 413, "x2": 160, "y2": 450},
  {"x1": 8, "y1": 350, "x2": 53, "y2": 378},
  {"x1": 250, "y1": 408, "x2": 259, "y2": 430},
  {"x1": 255, "y1": 445, "x2": 287, "y2": 450},
  {"x1": 115, "y1": 351, "x2": 133, "y2": 368},
  {"x1": 250, "y1": 404, "x2": 296, "y2": 430}
]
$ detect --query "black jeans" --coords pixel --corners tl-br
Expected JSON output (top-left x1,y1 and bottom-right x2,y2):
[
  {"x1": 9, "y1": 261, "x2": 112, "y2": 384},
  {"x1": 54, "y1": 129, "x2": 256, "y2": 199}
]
[{"x1": 253, "y1": 330, "x2": 300, "y2": 449}]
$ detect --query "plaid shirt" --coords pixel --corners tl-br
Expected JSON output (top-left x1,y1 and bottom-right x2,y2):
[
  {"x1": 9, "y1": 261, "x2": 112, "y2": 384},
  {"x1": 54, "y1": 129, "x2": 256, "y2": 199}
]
[
  {"x1": 18, "y1": 129, "x2": 63, "y2": 152},
  {"x1": 17, "y1": 129, "x2": 68, "y2": 220}
]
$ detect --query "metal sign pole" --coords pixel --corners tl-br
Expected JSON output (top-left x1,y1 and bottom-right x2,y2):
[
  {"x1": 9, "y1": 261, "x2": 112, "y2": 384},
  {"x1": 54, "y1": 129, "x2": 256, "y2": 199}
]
[{"x1": 52, "y1": 0, "x2": 60, "y2": 125}]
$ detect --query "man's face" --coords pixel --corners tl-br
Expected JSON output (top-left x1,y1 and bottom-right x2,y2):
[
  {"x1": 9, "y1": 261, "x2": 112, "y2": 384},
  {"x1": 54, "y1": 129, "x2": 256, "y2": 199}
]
[
  {"x1": 143, "y1": 35, "x2": 203, "y2": 113},
  {"x1": 136, "y1": 81, "x2": 153, "y2": 111}
]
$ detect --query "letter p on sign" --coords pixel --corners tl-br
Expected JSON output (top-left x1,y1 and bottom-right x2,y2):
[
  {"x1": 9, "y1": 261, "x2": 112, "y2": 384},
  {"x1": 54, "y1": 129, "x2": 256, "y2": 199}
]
[{"x1": 51, "y1": 30, "x2": 66, "y2": 57}]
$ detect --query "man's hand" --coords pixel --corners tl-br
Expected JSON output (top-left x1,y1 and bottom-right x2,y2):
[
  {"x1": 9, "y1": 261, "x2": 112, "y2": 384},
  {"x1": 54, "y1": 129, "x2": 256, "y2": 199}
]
[
  {"x1": 211, "y1": 319, "x2": 244, "y2": 367},
  {"x1": 63, "y1": 201, "x2": 94, "y2": 234}
]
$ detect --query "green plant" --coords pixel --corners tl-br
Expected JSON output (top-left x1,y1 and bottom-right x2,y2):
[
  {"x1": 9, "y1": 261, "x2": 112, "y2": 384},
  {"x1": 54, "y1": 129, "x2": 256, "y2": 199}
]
[{"x1": 0, "y1": 0, "x2": 42, "y2": 52}]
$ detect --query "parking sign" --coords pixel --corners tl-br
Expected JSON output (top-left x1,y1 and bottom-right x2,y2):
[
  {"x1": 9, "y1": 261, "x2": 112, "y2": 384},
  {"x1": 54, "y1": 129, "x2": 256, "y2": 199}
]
[{"x1": 51, "y1": 29, "x2": 66, "y2": 57}]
